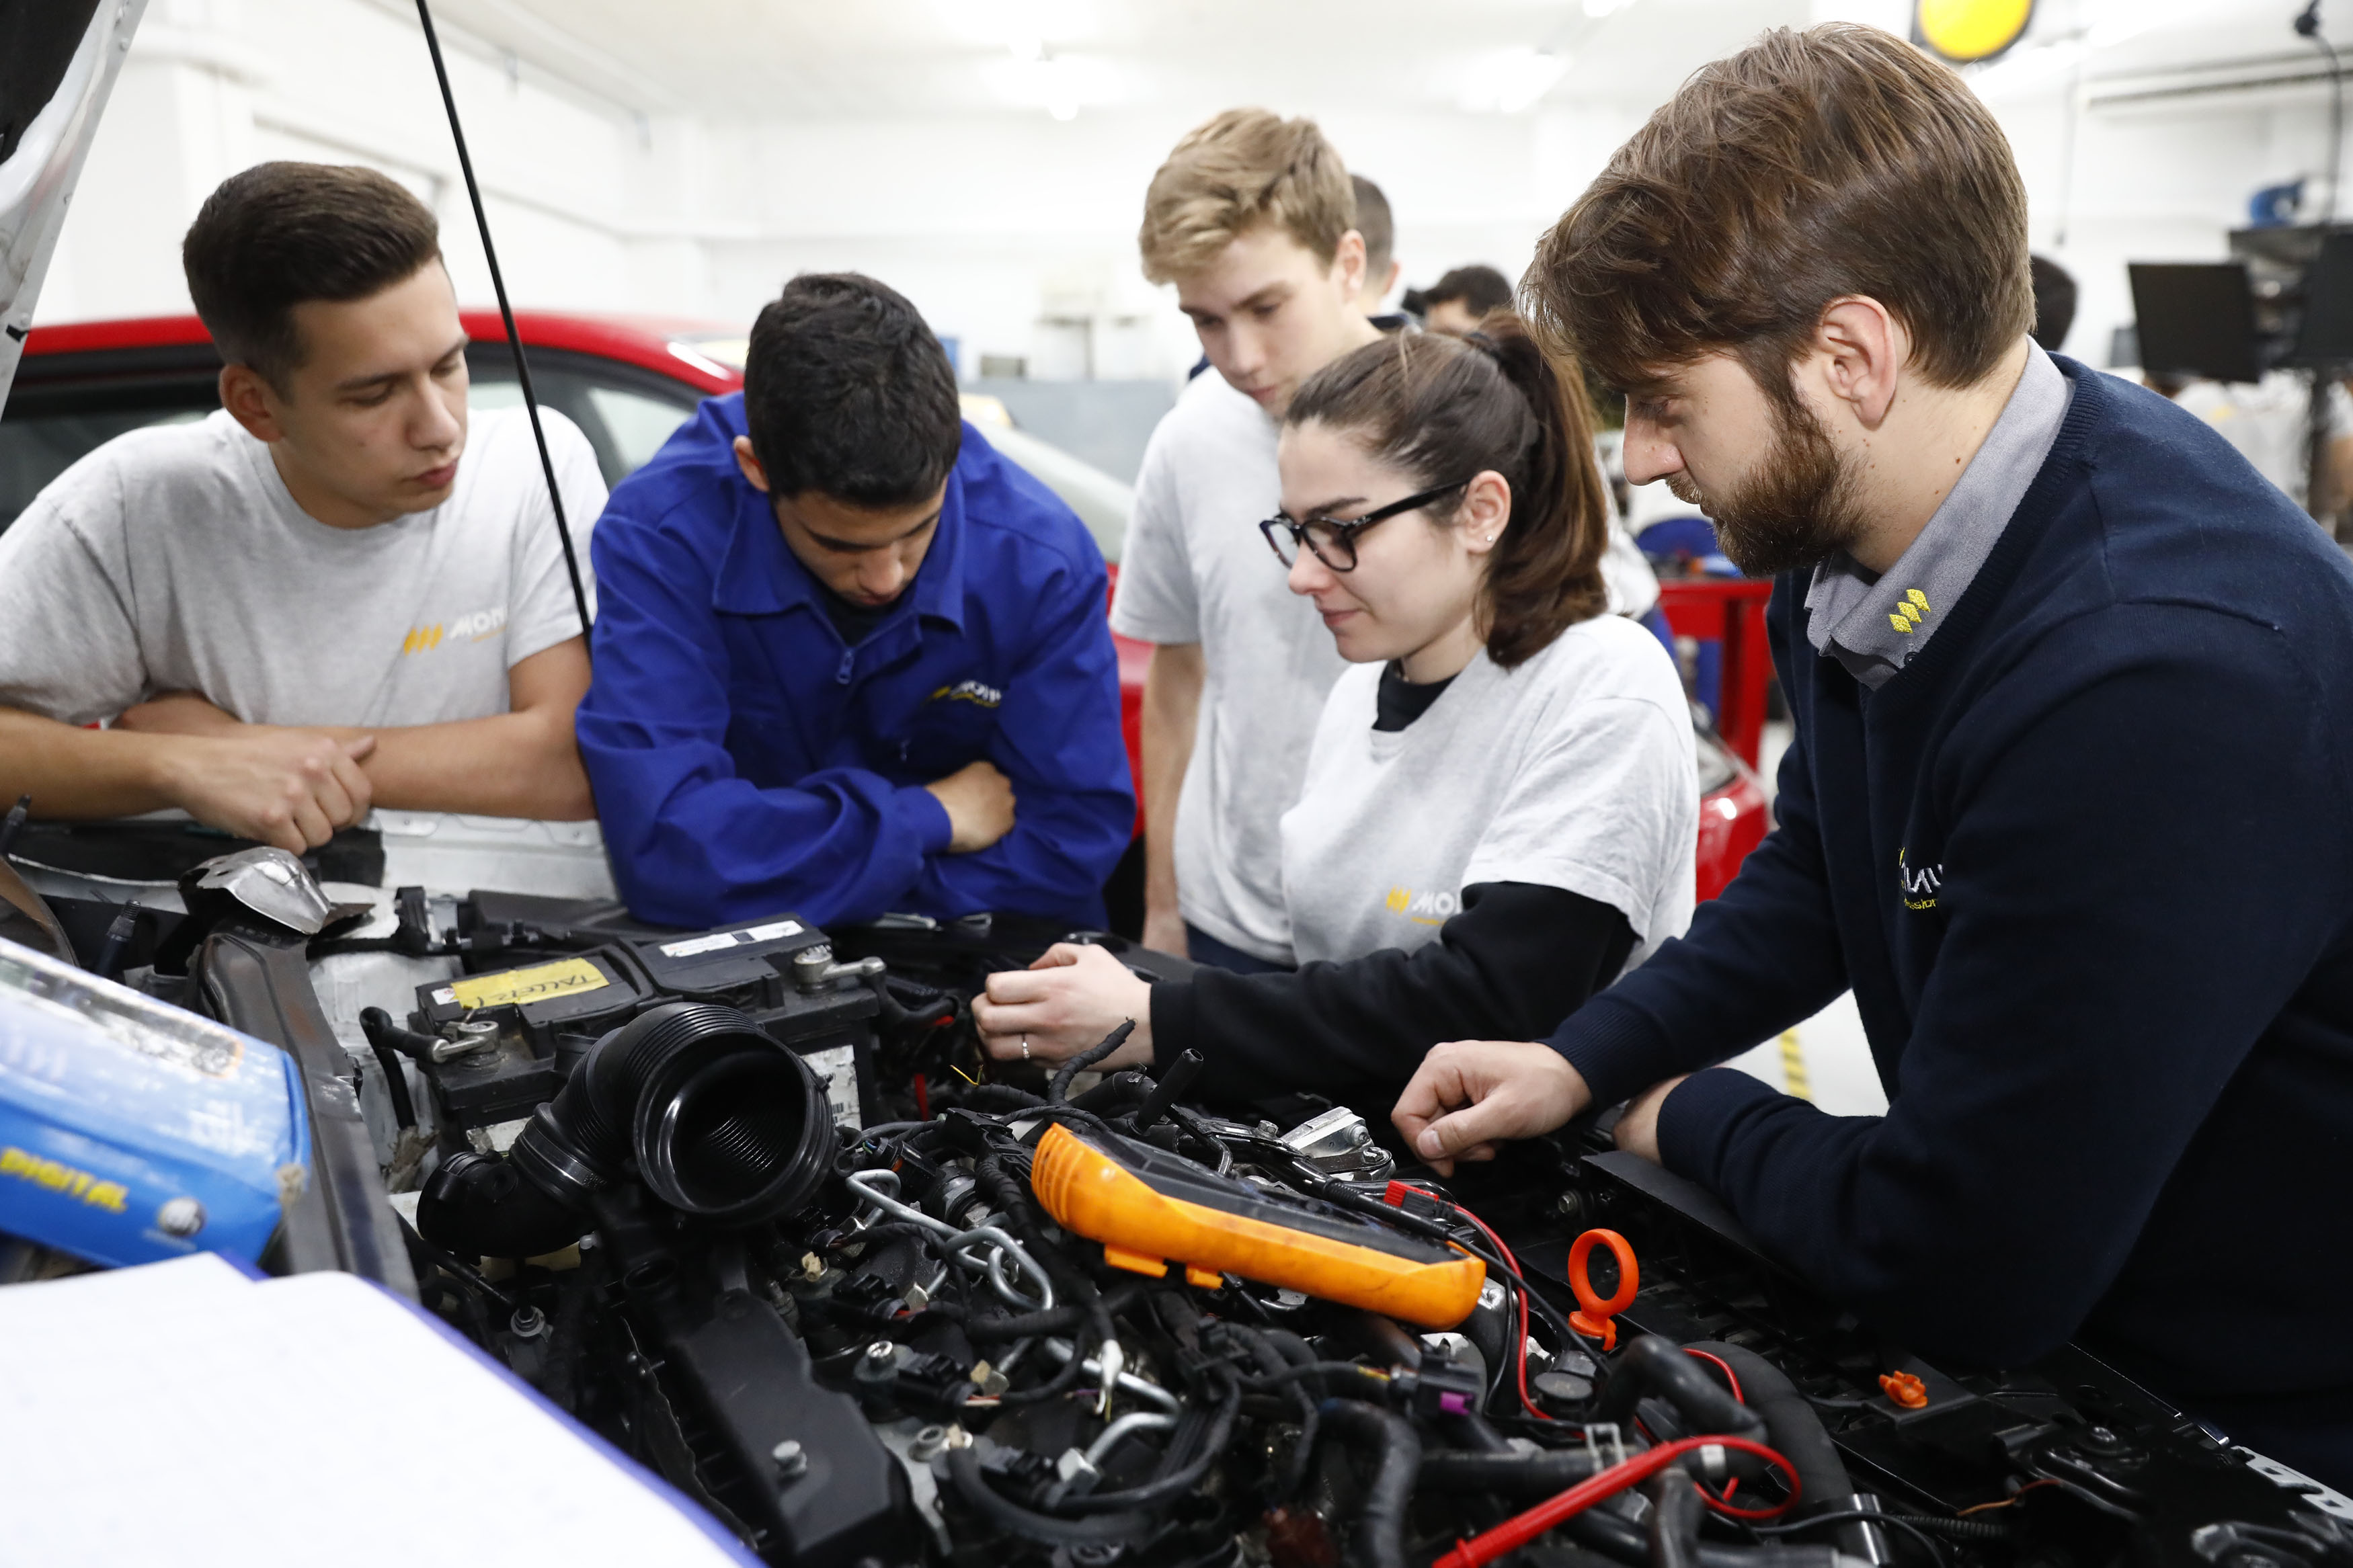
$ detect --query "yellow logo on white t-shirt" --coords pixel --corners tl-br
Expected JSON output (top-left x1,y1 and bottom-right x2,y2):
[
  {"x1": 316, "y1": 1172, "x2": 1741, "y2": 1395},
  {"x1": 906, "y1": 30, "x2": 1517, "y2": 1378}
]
[
  {"x1": 402, "y1": 606, "x2": 507, "y2": 655},
  {"x1": 1383, "y1": 884, "x2": 1460, "y2": 925}
]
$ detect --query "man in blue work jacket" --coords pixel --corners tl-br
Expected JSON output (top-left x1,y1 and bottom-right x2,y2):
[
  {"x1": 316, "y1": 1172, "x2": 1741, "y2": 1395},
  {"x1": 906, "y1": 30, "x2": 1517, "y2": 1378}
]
[{"x1": 576, "y1": 272, "x2": 1133, "y2": 930}]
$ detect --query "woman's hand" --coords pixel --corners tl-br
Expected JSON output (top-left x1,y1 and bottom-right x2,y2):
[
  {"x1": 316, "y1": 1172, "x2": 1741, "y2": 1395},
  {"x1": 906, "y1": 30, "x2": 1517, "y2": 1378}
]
[{"x1": 975, "y1": 943, "x2": 1155, "y2": 1069}]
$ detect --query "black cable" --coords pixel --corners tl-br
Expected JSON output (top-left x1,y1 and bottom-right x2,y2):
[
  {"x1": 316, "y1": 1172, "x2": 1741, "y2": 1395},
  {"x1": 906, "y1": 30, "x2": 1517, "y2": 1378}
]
[
  {"x1": 1317, "y1": 1399, "x2": 1421, "y2": 1568},
  {"x1": 1049, "y1": 1019, "x2": 1135, "y2": 1103},
  {"x1": 1750, "y1": 1511, "x2": 1954, "y2": 1568},
  {"x1": 2301, "y1": 1, "x2": 2346, "y2": 224},
  {"x1": 946, "y1": 1446, "x2": 1156, "y2": 1545},
  {"x1": 411, "y1": 0, "x2": 592, "y2": 652},
  {"x1": 1065, "y1": 1370, "x2": 1242, "y2": 1514}
]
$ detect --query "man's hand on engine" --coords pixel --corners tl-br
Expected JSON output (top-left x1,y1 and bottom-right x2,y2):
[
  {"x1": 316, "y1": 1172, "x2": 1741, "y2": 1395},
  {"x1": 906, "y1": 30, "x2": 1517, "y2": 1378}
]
[
  {"x1": 157, "y1": 729, "x2": 377, "y2": 853},
  {"x1": 924, "y1": 759, "x2": 1016, "y2": 854},
  {"x1": 975, "y1": 942, "x2": 1154, "y2": 1067},
  {"x1": 1392, "y1": 1040, "x2": 1595, "y2": 1175},
  {"x1": 1611, "y1": 1075, "x2": 1690, "y2": 1163}
]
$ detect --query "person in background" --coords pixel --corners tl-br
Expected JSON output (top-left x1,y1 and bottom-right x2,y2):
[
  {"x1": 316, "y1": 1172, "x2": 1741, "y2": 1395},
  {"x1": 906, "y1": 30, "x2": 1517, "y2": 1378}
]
[
  {"x1": 975, "y1": 320, "x2": 1695, "y2": 1110},
  {"x1": 576, "y1": 272, "x2": 1133, "y2": 931},
  {"x1": 1117, "y1": 110, "x2": 1386, "y2": 971},
  {"x1": 2028, "y1": 254, "x2": 2077, "y2": 352},
  {"x1": 1392, "y1": 24, "x2": 2353, "y2": 1488},
  {"x1": 1421, "y1": 265, "x2": 1515, "y2": 336},
  {"x1": 0, "y1": 161, "x2": 603, "y2": 852},
  {"x1": 1351, "y1": 175, "x2": 1408, "y2": 327}
]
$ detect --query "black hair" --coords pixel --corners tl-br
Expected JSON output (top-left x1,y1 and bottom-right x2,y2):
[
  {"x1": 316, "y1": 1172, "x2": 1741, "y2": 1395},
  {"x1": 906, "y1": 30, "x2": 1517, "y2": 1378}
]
[
  {"x1": 744, "y1": 272, "x2": 962, "y2": 507},
  {"x1": 1284, "y1": 314, "x2": 1610, "y2": 668},
  {"x1": 1351, "y1": 175, "x2": 1396, "y2": 278},
  {"x1": 181, "y1": 162, "x2": 442, "y2": 389},
  {"x1": 1425, "y1": 264, "x2": 1515, "y2": 317},
  {"x1": 2030, "y1": 255, "x2": 2078, "y2": 352}
]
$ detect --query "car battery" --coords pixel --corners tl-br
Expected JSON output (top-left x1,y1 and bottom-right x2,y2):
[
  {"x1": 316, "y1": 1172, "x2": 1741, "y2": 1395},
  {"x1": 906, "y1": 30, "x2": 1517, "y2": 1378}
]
[
  {"x1": 409, "y1": 950, "x2": 650, "y2": 1132},
  {"x1": 626, "y1": 918, "x2": 883, "y2": 1129}
]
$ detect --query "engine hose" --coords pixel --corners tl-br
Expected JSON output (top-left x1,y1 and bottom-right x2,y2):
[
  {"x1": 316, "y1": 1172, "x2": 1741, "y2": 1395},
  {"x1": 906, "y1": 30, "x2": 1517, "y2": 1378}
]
[
  {"x1": 1648, "y1": 1471, "x2": 1704, "y2": 1568},
  {"x1": 1566, "y1": 1508, "x2": 1845, "y2": 1568},
  {"x1": 1319, "y1": 1399, "x2": 1422, "y2": 1568},
  {"x1": 1220, "y1": 1323, "x2": 1318, "y2": 1499},
  {"x1": 1070, "y1": 1071, "x2": 1156, "y2": 1116},
  {"x1": 1065, "y1": 1371, "x2": 1242, "y2": 1514},
  {"x1": 1600, "y1": 1337, "x2": 1768, "y2": 1449},
  {"x1": 416, "y1": 1002, "x2": 834, "y2": 1258},
  {"x1": 947, "y1": 1445, "x2": 1156, "y2": 1545},
  {"x1": 1684, "y1": 1344, "x2": 1865, "y2": 1553},
  {"x1": 1419, "y1": 1448, "x2": 1607, "y2": 1495}
]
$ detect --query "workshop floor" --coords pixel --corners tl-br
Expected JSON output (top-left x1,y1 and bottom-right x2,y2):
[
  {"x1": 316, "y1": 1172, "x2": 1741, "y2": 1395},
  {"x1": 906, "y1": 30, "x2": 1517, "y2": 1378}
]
[{"x1": 1720, "y1": 721, "x2": 1890, "y2": 1118}]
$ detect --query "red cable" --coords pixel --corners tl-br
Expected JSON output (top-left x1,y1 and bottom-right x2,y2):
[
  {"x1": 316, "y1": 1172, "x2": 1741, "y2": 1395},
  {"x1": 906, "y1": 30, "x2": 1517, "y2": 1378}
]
[
  {"x1": 1391, "y1": 1184, "x2": 1550, "y2": 1421},
  {"x1": 1683, "y1": 1347, "x2": 1742, "y2": 1402},
  {"x1": 1433, "y1": 1434, "x2": 1800, "y2": 1568},
  {"x1": 912, "y1": 1073, "x2": 930, "y2": 1120}
]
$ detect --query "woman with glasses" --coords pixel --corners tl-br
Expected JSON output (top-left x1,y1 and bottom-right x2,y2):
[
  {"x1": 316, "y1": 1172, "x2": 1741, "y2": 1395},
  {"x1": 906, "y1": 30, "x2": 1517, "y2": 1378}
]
[{"x1": 972, "y1": 317, "x2": 1696, "y2": 1112}]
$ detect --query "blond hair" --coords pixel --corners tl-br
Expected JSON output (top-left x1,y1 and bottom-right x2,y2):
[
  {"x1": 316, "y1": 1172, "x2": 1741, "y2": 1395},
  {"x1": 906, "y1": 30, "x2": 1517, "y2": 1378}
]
[{"x1": 1138, "y1": 109, "x2": 1356, "y2": 284}]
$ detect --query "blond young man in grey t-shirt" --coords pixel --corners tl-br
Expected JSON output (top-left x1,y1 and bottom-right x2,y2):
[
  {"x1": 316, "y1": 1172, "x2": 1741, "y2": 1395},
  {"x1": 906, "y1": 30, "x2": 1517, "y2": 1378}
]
[
  {"x1": 0, "y1": 163, "x2": 601, "y2": 853},
  {"x1": 1113, "y1": 110, "x2": 1384, "y2": 968}
]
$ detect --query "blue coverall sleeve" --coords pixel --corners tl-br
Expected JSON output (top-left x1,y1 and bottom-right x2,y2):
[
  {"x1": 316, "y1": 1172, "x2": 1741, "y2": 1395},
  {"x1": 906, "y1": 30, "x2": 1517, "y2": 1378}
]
[
  {"x1": 576, "y1": 507, "x2": 950, "y2": 930},
  {"x1": 911, "y1": 546, "x2": 1134, "y2": 921}
]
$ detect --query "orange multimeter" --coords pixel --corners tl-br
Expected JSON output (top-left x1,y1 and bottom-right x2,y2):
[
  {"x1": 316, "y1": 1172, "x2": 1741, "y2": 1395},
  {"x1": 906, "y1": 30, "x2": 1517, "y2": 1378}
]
[{"x1": 1027, "y1": 1122, "x2": 1486, "y2": 1329}]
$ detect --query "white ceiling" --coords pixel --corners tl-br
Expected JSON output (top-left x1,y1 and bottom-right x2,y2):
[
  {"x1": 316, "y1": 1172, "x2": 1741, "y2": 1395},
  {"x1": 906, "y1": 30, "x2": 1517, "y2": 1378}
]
[{"x1": 407, "y1": 0, "x2": 1817, "y2": 122}]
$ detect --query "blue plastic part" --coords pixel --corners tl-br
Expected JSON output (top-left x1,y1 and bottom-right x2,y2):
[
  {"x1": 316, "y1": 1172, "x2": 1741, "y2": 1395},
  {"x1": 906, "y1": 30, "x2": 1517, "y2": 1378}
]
[{"x1": 0, "y1": 936, "x2": 307, "y2": 1268}]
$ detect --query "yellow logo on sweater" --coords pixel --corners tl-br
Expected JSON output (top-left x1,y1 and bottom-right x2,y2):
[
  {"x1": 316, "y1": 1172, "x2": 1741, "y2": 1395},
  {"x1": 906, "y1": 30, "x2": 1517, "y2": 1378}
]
[{"x1": 1888, "y1": 589, "x2": 1931, "y2": 634}]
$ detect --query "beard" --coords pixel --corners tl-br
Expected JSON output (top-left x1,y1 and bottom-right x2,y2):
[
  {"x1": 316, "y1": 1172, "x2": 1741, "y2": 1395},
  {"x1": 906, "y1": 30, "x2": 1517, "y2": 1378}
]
[{"x1": 1673, "y1": 394, "x2": 1868, "y2": 578}]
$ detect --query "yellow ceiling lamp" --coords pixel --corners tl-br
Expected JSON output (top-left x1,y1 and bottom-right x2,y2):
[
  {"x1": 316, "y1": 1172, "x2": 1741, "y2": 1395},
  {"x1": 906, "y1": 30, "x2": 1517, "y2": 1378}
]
[{"x1": 1915, "y1": 0, "x2": 2034, "y2": 63}]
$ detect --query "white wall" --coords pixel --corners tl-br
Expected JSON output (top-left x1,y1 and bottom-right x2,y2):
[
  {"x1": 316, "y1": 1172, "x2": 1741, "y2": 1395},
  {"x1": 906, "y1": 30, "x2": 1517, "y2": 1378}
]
[{"x1": 34, "y1": 0, "x2": 1652, "y2": 384}]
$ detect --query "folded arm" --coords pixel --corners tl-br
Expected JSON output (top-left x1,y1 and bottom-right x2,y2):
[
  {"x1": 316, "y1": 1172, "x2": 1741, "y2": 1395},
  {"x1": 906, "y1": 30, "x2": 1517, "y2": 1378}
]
[
  {"x1": 118, "y1": 637, "x2": 594, "y2": 821},
  {"x1": 576, "y1": 521, "x2": 948, "y2": 929},
  {"x1": 909, "y1": 554, "x2": 1135, "y2": 922}
]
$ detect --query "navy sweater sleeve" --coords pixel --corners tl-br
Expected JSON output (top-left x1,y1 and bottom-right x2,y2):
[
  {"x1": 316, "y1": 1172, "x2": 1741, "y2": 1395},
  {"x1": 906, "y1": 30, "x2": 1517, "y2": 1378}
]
[
  {"x1": 1546, "y1": 584, "x2": 1849, "y2": 1106},
  {"x1": 1152, "y1": 882, "x2": 1636, "y2": 1108},
  {"x1": 1655, "y1": 604, "x2": 2348, "y2": 1369}
]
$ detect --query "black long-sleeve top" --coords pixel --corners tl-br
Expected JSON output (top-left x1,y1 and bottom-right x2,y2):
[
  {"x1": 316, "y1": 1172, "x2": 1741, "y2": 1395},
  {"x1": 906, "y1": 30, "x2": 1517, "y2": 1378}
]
[{"x1": 1150, "y1": 880, "x2": 1636, "y2": 1114}]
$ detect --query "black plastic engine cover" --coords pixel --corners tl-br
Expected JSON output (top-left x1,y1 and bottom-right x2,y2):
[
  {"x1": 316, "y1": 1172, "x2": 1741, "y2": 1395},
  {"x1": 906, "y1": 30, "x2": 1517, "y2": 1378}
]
[{"x1": 623, "y1": 1260, "x2": 920, "y2": 1568}]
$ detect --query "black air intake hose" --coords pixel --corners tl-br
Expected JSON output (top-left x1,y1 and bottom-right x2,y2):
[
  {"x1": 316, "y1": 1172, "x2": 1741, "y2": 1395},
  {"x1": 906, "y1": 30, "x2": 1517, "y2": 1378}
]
[
  {"x1": 417, "y1": 1002, "x2": 834, "y2": 1257},
  {"x1": 1599, "y1": 1335, "x2": 1769, "y2": 1449},
  {"x1": 1684, "y1": 1342, "x2": 1868, "y2": 1555}
]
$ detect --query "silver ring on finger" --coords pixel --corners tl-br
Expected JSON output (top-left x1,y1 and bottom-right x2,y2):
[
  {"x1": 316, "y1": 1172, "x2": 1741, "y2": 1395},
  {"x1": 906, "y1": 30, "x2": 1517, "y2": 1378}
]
[{"x1": 1021, "y1": 1036, "x2": 1031, "y2": 1061}]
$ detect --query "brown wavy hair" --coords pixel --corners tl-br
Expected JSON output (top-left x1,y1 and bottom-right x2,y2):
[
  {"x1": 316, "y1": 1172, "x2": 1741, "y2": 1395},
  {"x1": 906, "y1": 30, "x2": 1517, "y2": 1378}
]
[
  {"x1": 1283, "y1": 316, "x2": 1611, "y2": 669},
  {"x1": 1523, "y1": 24, "x2": 2032, "y2": 405}
]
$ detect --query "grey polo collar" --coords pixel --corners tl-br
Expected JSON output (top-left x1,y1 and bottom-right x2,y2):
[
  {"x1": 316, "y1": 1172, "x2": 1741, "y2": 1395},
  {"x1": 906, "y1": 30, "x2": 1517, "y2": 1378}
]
[{"x1": 1803, "y1": 343, "x2": 2072, "y2": 689}]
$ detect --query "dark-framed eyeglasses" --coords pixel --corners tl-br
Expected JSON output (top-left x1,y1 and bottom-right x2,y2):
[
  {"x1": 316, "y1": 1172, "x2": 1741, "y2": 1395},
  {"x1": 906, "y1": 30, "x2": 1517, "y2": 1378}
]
[{"x1": 1257, "y1": 480, "x2": 1472, "y2": 572}]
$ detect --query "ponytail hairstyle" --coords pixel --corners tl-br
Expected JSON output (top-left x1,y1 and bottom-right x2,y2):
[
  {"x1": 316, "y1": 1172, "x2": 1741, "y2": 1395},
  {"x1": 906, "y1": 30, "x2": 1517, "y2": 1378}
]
[{"x1": 1282, "y1": 312, "x2": 1611, "y2": 668}]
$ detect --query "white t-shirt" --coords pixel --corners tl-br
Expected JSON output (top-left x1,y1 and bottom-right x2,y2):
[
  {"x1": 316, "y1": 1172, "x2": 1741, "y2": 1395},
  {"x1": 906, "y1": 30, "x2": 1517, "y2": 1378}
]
[
  {"x1": 0, "y1": 407, "x2": 604, "y2": 729},
  {"x1": 1111, "y1": 370, "x2": 1345, "y2": 964},
  {"x1": 1278, "y1": 613, "x2": 1698, "y2": 969}
]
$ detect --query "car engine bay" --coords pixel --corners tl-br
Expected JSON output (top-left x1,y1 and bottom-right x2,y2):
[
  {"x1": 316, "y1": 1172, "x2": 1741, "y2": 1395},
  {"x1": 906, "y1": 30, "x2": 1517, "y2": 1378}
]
[{"x1": 3, "y1": 831, "x2": 2348, "y2": 1568}]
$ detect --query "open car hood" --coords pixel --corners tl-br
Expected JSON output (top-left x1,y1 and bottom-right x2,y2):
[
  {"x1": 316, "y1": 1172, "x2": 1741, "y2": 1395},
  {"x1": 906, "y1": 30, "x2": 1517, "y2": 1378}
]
[{"x1": 0, "y1": 0, "x2": 149, "y2": 417}]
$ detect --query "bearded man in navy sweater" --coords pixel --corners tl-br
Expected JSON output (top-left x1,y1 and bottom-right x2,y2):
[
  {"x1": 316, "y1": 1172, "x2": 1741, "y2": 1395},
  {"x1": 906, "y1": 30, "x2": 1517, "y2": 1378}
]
[{"x1": 1392, "y1": 25, "x2": 2353, "y2": 1487}]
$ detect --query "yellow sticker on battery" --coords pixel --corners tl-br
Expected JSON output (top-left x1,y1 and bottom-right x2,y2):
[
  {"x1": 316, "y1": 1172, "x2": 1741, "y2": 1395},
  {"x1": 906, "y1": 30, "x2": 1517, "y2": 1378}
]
[{"x1": 445, "y1": 958, "x2": 609, "y2": 1010}]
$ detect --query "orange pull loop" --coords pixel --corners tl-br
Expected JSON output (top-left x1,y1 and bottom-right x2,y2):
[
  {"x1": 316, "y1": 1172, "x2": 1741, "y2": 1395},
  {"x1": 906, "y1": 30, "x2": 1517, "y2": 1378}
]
[
  {"x1": 1878, "y1": 1371, "x2": 1928, "y2": 1409},
  {"x1": 1565, "y1": 1228, "x2": 1639, "y2": 1351}
]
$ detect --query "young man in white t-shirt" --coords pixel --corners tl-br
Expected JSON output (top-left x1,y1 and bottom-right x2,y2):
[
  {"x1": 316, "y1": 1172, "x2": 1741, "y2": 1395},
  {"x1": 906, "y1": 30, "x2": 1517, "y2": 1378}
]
[
  {"x1": 1117, "y1": 110, "x2": 1385, "y2": 969},
  {"x1": 0, "y1": 162, "x2": 604, "y2": 853}
]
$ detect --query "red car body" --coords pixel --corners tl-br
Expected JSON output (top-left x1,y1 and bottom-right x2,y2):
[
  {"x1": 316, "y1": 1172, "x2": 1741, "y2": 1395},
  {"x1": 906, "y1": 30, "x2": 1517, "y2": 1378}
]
[{"x1": 8, "y1": 311, "x2": 1765, "y2": 903}]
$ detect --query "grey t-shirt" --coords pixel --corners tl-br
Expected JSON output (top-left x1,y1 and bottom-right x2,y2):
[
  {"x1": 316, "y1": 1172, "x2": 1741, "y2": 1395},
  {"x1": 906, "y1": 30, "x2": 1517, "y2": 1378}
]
[
  {"x1": 1111, "y1": 370, "x2": 1345, "y2": 964},
  {"x1": 1279, "y1": 613, "x2": 1698, "y2": 968},
  {"x1": 0, "y1": 407, "x2": 604, "y2": 728}
]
